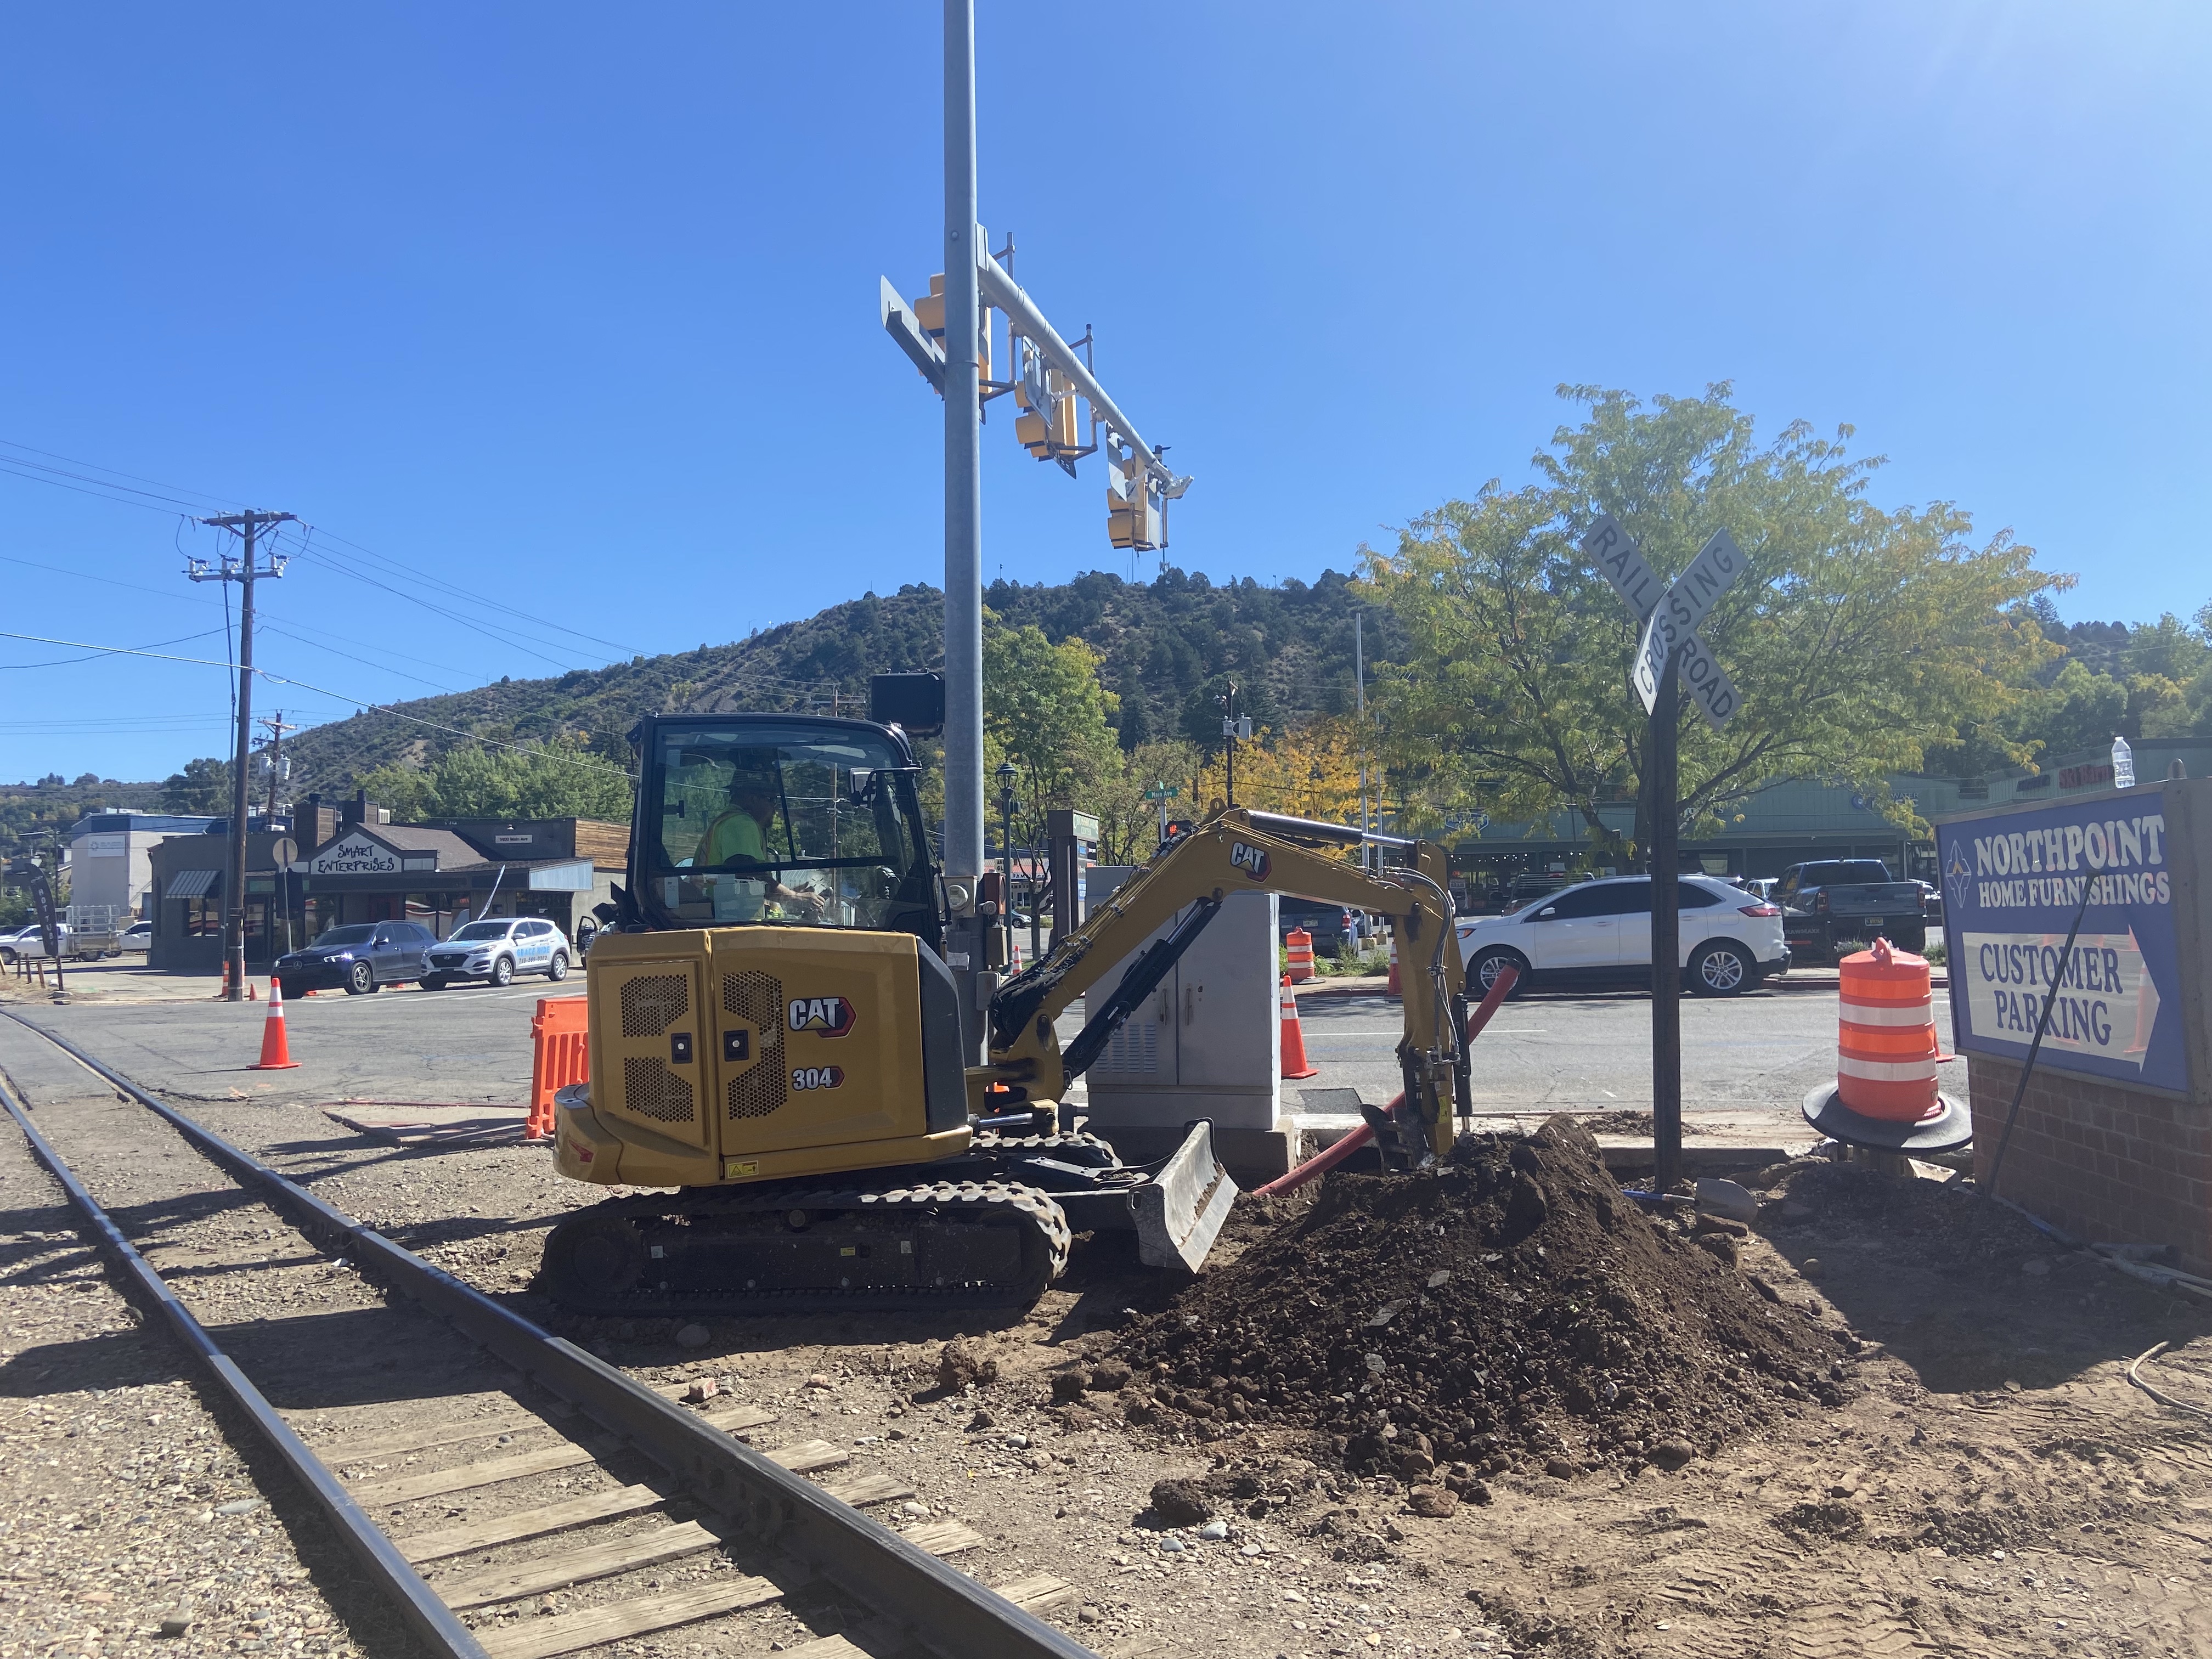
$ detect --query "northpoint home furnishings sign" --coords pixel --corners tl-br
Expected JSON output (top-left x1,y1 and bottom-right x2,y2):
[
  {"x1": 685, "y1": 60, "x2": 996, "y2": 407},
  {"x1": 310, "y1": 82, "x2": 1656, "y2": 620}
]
[{"x1": 1936, "y1": 792, "x2": 2188, "y2": 1093}]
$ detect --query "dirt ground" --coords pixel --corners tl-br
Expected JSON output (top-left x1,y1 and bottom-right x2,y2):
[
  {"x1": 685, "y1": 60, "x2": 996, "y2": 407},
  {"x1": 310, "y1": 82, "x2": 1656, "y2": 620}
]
[{"x1": 3, "y1": 1007, "x2": 2210, "y2": 1659}]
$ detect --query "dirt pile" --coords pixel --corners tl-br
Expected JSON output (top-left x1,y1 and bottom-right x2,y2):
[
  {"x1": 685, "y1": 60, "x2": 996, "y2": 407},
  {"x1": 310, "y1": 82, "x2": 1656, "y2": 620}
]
[{"x1": 1115, "y1": 1115, "x2": 1850, "y2": 1477}]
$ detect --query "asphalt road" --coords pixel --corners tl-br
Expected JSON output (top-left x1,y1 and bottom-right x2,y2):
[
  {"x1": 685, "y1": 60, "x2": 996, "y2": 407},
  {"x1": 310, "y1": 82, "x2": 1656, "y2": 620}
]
[
  {"x1": 1285, "y1": 975, "x2": 1959, "y2": 1142},
  {"x1": 4, "y1": 968, "x2": 1955, "y2": 1149}
]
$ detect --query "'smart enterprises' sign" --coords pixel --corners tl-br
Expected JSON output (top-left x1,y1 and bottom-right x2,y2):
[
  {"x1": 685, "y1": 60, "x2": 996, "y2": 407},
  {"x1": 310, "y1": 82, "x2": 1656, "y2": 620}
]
[{"x1": 1936, "y1": 792, "x2": 2188, "y2": 1093}]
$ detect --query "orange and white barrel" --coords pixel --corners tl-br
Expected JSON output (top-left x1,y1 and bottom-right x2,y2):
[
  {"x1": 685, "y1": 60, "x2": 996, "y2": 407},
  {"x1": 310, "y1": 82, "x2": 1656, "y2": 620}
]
[
  {"x1": 1386, "y1": 932, "x2": 1401, "y2": 997},
  {"x1": 1837, "y1": 937, "x2": 1939, "y2": 1120},
  {"x1": 1285, "y1": 927, "x2": 1316, "y2": 983}
]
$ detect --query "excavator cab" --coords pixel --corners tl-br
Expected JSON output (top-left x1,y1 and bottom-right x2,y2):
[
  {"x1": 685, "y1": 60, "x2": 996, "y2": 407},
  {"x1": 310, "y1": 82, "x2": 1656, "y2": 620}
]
[{"x1": 631, "y1": 719, "x2": 940, "y2": 945}]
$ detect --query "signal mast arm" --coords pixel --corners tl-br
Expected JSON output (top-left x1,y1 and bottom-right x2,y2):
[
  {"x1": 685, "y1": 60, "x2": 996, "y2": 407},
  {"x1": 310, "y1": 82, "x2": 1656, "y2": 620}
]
[{"x1": 979, "y1": 808, "x2": 1471, "y2": 1159}]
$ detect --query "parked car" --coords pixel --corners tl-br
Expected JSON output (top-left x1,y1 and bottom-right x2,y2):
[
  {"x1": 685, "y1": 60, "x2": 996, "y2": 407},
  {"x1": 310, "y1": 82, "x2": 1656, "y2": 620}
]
[
  {"x1": 0, "y1": 923, "x2": 76, "y2": 964},
  {"x1": 1455, "y1": 874, "x2": 1788, "y2": 998},
  {"x1": 1279, "y1": 898, "x2": 1361, "y2": 956},
  {"x1": 1776, "y1": 859, "x2": 1928, "y2": 957},
  {"x1": 115, "y1": 920, "x2": 152, "y2": 954},
  {"x1": 423, "y1": 917, "x2": 572, "y2": 989},
  {"x1": 275, "y1": 921, "x2": 436, "y2": 997},
  {"x1": 1916, "y1": 880, "x2": 1945, "y2": 927}
]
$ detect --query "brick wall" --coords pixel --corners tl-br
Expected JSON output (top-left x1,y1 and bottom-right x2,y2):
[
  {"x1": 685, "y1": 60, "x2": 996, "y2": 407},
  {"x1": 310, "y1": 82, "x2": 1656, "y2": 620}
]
[{"x1": 1968, "y1": 1054, "x2": 2212, "y2": 1274}]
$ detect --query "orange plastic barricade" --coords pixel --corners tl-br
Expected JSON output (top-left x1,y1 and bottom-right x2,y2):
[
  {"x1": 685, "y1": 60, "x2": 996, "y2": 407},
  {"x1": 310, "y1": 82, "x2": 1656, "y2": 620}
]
[
  {"x1": 528, "y1": 995, "x2": 591, "y2": 1142},
  {"x1": 1836, "y1": 938, "x2": 1940, "y2": 1120},
  {"x1": 1279, "y1": 974, "x2": 1318, "y2": 1079},
  {"x1": 1284, "y1": 927, "x2": 1316, "y2": 984}
]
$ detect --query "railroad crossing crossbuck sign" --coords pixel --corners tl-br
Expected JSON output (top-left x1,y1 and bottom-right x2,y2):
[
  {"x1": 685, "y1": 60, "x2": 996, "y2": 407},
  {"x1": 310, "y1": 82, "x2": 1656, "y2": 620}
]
[{"x1": 1581, "y1": 516, "x2": 1747, "y2": 729}]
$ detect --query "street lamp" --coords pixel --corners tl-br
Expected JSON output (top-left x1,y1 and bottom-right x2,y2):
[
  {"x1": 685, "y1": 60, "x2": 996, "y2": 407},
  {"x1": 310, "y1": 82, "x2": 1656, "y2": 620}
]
[{"x1": 995, "y1": 761, "x2": 1020, "y2": 967}]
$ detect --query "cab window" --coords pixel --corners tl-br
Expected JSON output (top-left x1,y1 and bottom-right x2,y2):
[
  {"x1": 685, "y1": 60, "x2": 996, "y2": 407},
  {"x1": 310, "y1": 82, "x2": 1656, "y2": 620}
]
[{"x1": 645, "y1": 723, "x2": 932, "y2": 935}]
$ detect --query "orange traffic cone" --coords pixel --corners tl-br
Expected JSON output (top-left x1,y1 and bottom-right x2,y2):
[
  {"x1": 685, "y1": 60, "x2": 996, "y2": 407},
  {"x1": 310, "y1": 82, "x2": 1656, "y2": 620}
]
[
  {"x1": 251, "y1": 978, "x2": 300, "y2": 1070},
  {"x1": 1279, "y1": 975, "x2": 1318, "y2": 1080}
]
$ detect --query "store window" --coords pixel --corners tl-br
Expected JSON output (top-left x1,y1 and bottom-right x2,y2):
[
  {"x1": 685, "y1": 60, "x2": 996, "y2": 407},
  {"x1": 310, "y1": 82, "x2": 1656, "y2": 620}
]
[{"x1": 184, "y1": 898, "x2": 221, "y2": 937}]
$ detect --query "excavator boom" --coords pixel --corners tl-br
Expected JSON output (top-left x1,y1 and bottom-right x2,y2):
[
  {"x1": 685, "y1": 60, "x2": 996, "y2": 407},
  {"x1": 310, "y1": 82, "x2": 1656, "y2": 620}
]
[{"x1": 979, "y1": 806, "x2": 1469, "y2": 1164}]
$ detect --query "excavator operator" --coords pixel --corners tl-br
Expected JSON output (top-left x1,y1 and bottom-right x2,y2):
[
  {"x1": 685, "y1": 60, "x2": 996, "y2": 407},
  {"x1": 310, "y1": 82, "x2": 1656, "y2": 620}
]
[{"x1": 699, "y1": 755, "x2": 826, "y2": 921}]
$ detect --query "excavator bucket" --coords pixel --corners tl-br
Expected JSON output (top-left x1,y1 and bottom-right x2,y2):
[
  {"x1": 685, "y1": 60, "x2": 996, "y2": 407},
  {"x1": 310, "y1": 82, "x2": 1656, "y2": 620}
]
[{"x1": 1133, "y1": 1121, "x2": 1238, "y2": 1272}]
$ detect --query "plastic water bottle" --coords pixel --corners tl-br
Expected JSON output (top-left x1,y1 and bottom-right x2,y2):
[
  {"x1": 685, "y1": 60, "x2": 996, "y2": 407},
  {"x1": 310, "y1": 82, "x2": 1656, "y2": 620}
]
[{"x1": 2112, "y1": 735, "x2": 2135, "y2": 789}]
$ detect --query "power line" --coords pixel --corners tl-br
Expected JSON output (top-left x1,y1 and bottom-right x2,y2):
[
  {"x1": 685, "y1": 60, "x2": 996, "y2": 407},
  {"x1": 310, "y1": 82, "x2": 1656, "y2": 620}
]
[
  {"x1": 0, "y1": 629, "x2": 637, "y2": 778},
  {"x1": 0, "y1": 437, "x2": 244, "y2": 509},
  {"x1": 0, "y1": 625, "x2": 230, "y2": 670},
  {"x1": 0, "y1": 438, "x2": 642, "y2": 664}
]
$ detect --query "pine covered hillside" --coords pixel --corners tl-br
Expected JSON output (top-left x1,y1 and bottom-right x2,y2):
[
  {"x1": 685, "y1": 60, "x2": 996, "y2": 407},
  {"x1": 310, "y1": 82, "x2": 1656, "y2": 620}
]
[{"x1": 277, "y1": 566, "x2": 1393, "y2": 797}]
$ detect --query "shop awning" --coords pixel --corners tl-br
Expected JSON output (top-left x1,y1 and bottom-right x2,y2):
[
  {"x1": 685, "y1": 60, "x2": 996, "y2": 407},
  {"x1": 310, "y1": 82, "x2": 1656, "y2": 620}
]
[{"x1": 166, "y1": 869, "x2": 218, "y2": 899}]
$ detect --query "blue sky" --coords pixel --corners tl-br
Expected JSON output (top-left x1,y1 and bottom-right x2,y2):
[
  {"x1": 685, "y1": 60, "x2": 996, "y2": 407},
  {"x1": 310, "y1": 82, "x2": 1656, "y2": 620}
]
[{"x1": 3, "y1": 2, "x2": 2206, "y2": 785}]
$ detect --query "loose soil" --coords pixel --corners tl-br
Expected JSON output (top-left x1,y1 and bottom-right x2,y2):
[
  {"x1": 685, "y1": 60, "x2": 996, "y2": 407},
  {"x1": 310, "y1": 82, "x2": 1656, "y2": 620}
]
[
  {"x1": 10, "y1": 1003, "x2": 2212, "y2": 1658},
  {"x1": 1113, "y1": 1117, "x2": 1848, "y2": 1481}
]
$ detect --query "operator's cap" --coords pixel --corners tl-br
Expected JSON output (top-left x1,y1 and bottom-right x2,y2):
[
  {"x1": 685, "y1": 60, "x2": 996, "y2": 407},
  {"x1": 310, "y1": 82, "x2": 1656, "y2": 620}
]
[{"x1": 726, "y1": 748, "x2": 781, "y2": 793}]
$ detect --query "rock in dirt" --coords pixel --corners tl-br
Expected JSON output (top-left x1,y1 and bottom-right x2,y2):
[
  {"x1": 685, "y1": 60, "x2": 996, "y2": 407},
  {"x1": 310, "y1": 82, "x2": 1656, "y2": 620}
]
[
  {"x1": 1649, "y1": 1439, "x2": 1696, "y2": 1471},
  {"x1": 1116, "y1": 1115, "x2": 1846, "y2": 1476},
  {"x1": 1407, "y1": 1485, "x2": 1458, "y2": 1517},
  {"x1": 1149, "y1": 1479, "x2": 1213, "y2": 1526},
  {"x1": 938, "y1": 1336, "x2": 998, "y2": 1391},
  {"x1": 1695, "y1": 1233, "x2": 1741, "y2": 1267},
  {"x1": 675, "y1": 1323, "x2": 712, "y2": 1350}
]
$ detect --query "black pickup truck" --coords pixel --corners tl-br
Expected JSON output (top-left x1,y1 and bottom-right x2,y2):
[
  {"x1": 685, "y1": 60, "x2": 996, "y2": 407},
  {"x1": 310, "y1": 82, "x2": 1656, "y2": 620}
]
[{"x1": 1776, "y1": 859, "x2": 1929, "y2": 958}]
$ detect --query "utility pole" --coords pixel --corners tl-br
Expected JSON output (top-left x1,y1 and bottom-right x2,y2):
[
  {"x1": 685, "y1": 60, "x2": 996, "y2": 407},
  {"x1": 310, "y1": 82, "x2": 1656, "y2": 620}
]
[
  {"x1": 189, "y1": 510, "x2": 295, "y2": 1001},
  {"x1": 1355, "y1": 611, "x2": 1369, "y2": 871},
  {"x1": 942, "y1": 0, "x2": 986, "y2": 1054},
  {"x1": 1220, "y1": 684, "x2": 1249, "y2": 808},
  {"x1": 258, "y1": 710, "x2": 297, "y2": 821}
]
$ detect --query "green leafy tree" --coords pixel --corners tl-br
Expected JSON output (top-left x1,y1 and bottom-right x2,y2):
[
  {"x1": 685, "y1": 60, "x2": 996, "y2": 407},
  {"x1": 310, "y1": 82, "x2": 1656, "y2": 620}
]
[
  {"x1": 1086, "y1": 738, "x2": 1204, "y2": 865},
  {"x1": 357, "y1": 733, "x2": 633, "y2": 822},
  {"x1": 1365, "y1": 385, "x2": 2062, "y2": 856},
  {"x1": 981, "y1": 620, "x2": 1122, "y2": 849},
  {"x1": 160, "y1": 757, "x2": 233, "y2": 814}
]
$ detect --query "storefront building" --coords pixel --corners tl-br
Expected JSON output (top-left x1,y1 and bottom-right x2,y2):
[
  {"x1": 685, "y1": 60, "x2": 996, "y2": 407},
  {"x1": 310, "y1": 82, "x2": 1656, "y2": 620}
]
[
  {"x1": 146, "y1": 825, "x2": 303, "y2": 974},
  {"x1": 295, "y1": 822, "x2": 605, "y2": 940},
  {"x1": 145, "y1": 809, "x2": 629, "y2": 974},
  {"x1": 65, "y1": 812, "x2": 217, "y2": 921}
]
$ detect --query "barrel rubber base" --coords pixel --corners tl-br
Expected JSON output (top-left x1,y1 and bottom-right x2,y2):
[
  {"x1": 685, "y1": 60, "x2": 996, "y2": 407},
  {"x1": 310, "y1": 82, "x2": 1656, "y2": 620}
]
[{"x1": 1802, "y1": 1082, "x2": 1972, "y2": 1154}]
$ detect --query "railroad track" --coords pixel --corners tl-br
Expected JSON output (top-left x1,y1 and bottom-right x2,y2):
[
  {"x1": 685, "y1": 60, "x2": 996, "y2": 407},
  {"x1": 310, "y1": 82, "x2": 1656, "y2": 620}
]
[{"x1": 0, "y1": 1010, "x2": 1093, "y2": 1659}]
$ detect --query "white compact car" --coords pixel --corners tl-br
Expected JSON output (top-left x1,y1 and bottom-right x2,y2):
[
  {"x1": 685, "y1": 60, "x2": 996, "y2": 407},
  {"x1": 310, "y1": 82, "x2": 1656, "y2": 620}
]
[
  {"x1": 422, "y1": 917, "x2": 573, "y2": 989},
  {"x1": 1455, "y1": 875, "x2": 1788, "y2": 997}
]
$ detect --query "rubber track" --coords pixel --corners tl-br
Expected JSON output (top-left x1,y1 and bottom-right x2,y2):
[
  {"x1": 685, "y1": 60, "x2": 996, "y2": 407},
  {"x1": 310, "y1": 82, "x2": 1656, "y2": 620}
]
[{"x1": 544, "y1": 1177, "x2": 1073, "y2": 1316}]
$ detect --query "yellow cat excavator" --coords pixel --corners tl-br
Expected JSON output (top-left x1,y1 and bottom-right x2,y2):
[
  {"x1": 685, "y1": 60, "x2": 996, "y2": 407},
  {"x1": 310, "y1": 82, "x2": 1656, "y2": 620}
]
[{"x1": 541, "y1": 708, "x2": 1468, "y2": 1314}]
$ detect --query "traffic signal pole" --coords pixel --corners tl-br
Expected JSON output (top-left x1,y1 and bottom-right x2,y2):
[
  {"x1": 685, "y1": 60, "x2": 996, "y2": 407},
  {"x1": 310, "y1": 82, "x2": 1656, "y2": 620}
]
[{"x1": 943, "y1": 0, "x2": 986, "y2": 1054}]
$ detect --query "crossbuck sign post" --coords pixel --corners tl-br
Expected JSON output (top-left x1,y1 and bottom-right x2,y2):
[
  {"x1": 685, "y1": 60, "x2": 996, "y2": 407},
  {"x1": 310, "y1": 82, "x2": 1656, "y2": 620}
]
[{"x1": 1581, "y1": 515, "x2": 1748, "y2": 1192}]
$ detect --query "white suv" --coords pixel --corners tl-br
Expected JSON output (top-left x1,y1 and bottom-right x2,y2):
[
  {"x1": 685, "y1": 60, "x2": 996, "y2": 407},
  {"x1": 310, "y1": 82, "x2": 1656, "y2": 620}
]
[
  {"x1": 1456, "y1": 875, "x2": 1787, "y2": 998},
  {"x1": 422, "y1": 917, "x2": 572, "y2": 989}
]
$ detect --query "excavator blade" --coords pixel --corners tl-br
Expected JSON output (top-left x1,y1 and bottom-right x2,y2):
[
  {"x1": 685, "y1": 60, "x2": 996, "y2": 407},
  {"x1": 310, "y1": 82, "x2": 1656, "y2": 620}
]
[{"x1": 1134, "y1": 1121, "x2": 1237, "y2": 1272}]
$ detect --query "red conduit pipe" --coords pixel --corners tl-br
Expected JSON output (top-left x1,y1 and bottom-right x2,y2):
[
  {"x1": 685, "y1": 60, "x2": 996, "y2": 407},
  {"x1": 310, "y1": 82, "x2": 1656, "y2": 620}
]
[{"x1": 1255, "y1": 962, "x2": 1520, "y2": 1197}]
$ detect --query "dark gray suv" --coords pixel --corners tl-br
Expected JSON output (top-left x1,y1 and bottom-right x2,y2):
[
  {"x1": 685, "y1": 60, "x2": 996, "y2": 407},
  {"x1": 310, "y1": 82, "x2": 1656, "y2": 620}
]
[{"x1": 275, "y1": 921, "x2": 435, "y2": 998}]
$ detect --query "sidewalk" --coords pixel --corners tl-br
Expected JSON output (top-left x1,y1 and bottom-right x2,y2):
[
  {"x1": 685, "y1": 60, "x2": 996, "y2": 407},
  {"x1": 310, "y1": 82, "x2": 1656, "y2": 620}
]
[{"x1": 0, "y1": 960, "x2": 234, "y2": 1005}]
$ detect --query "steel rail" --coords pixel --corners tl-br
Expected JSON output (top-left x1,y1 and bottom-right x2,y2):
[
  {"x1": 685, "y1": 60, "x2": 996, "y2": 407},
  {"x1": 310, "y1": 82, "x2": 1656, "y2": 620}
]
[
  {"x1": 0, "y1": 1064, "x2": 489, "y2": 1659},
  {"x1": 1, "y1": 1009, "x2": 1096, "y2": 1659}
]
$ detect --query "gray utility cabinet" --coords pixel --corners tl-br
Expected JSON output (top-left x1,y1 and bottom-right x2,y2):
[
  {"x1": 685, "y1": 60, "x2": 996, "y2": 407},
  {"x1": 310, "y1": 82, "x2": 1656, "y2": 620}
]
[{"x1": 1080, "y1": 867, "x2": 1283, "y2": 1133}]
